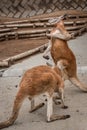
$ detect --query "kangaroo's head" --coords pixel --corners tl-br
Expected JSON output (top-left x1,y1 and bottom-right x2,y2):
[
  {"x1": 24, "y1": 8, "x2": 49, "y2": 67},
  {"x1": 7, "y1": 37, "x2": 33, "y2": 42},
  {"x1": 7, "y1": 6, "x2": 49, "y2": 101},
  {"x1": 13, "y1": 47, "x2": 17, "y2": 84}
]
[
  {"x1": 48, "y1": 15, "x2": 72, "y2": 40},
  {"x1": 54, "y1": 20, "x2": 72, "y2": 40}
]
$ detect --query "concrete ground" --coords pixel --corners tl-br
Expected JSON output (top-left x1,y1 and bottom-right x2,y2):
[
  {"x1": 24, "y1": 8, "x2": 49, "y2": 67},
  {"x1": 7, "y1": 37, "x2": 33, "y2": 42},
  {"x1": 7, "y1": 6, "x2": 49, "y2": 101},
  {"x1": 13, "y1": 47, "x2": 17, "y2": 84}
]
[{"x1": 0, "y1": 34, "x2": 87, "y2": 130}]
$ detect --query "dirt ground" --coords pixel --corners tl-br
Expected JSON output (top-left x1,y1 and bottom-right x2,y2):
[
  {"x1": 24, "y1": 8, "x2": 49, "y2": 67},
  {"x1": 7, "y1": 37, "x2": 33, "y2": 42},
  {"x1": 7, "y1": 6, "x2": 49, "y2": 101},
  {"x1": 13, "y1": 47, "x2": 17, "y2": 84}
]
[{"x1": 0, "y1": 38, "x2": 48, "y2": 60}]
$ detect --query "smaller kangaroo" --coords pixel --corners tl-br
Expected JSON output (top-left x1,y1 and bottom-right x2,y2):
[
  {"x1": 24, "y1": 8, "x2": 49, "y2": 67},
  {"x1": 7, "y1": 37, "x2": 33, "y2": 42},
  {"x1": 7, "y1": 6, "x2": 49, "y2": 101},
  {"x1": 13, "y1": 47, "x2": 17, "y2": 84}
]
[{"x1": 0, "y1": 65, "x2": 70, "y2": 129}]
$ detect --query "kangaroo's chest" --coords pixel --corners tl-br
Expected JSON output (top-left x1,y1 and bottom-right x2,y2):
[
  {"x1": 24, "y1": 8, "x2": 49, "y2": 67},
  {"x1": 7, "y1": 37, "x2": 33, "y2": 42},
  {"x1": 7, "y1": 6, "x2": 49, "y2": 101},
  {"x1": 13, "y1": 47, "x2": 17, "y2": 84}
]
[
  {"x1": 51, "y1": 42, "x2": 70, "y2": 58},
  {"x1": 51, "y1": 40, "x2": 76, "y2": 65}
]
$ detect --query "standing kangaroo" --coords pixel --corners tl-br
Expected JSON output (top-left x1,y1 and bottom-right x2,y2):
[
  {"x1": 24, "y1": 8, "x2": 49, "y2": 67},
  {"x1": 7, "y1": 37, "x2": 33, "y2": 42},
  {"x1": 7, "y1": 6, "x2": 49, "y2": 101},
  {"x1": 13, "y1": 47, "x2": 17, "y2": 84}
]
[
  {"x1": 0, "y1": 65, "x2": 70, "y2": 129},
  {"x1": 45, "y1": 17, "x2": 87, "y2": 92}
]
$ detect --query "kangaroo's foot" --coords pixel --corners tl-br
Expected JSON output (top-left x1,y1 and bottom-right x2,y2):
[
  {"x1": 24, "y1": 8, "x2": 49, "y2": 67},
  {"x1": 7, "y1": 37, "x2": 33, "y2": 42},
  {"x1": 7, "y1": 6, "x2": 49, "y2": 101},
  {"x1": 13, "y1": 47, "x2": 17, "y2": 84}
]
[
  {"x1": 47, "y1": 114, "x2": 70, "y2": 122},
  {"x1": 43, "y1": 55, "x2": 50, "y2": 60}
]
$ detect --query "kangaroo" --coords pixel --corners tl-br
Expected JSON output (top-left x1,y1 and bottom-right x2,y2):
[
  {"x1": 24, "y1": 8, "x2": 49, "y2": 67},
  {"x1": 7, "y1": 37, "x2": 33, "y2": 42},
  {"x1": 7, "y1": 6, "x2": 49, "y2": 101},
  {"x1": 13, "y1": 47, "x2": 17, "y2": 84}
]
[
  {"x1": 0, "y1": 65, "x2": 70, "y2": 129},
  {"x1": 46, "y1": 18, "x2": 87, "y2": 92},
  {"x1": 43, "y1": 15, "x2": 72, "y2": 60}
]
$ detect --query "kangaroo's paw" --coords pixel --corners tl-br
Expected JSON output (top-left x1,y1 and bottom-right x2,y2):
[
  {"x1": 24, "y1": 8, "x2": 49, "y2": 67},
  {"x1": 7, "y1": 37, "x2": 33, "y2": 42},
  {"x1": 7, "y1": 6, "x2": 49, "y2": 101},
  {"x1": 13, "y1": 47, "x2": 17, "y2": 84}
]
[{"x1": 43, "y1": 55, "x2": 50, "y2": 60}]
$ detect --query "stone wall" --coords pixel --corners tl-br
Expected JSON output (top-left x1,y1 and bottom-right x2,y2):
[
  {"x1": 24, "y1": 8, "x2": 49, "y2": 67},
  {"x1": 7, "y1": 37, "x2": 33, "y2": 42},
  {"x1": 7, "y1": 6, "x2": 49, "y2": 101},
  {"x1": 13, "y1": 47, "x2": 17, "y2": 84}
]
[{"x1": 0, "y1": 0, "x2": 87, "y2": 18}]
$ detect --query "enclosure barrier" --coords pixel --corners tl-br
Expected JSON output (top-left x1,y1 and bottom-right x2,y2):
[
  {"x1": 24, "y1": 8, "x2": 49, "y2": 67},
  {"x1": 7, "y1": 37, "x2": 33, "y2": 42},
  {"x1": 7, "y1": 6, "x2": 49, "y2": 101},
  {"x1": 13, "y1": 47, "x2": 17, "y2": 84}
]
[{"x1": 0, "y1": 0, "x2": 87, "y2": 18}]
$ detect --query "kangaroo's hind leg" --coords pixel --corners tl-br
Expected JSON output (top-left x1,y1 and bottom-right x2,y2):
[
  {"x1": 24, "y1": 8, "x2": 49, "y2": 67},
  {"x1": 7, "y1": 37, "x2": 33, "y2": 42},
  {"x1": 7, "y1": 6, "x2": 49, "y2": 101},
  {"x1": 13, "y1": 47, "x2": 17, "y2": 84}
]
[{"x1": 46, "y1": 93, "x2": 70, "y2": 122}]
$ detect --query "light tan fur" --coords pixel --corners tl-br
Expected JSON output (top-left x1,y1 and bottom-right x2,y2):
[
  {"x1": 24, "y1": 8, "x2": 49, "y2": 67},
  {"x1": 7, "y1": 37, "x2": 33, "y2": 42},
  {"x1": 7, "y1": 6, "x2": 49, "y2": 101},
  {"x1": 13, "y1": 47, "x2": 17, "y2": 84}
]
[
  {"x1": 50, "y1": 20, "x2": 87, "y2": 92},
  {"x1": 0, "y1": 65, "x2": 70, "y2": 129}
]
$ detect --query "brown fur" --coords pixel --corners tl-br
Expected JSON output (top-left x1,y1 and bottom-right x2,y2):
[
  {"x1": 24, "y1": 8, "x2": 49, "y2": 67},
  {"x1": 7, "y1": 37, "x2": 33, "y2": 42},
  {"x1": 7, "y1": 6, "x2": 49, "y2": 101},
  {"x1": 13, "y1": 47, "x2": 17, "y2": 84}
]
[
  {"x1": 0, "y1": 65, "x2": 70, "y2": 129},
  {"x1": 51, "y1": 20, "x2": 87, "y2": 92}
]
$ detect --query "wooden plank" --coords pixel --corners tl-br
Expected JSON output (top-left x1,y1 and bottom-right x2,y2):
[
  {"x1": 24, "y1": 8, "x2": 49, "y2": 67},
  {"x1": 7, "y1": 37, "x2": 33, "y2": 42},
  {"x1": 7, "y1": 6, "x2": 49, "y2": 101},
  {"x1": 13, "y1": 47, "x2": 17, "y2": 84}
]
[{"x1": 5, "y1": 44, "x2": 48, "y2": 62}]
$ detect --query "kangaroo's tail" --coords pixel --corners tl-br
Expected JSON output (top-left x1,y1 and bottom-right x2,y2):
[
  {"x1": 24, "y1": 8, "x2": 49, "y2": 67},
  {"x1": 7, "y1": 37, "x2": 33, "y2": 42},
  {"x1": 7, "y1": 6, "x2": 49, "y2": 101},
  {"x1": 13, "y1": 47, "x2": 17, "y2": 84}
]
[
  {"x1": 69, "y1": 76, "x2": 87, "y2": 92},
  {"x1": 0, "y1": 91, "x2": 26, "y2": 129}
]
